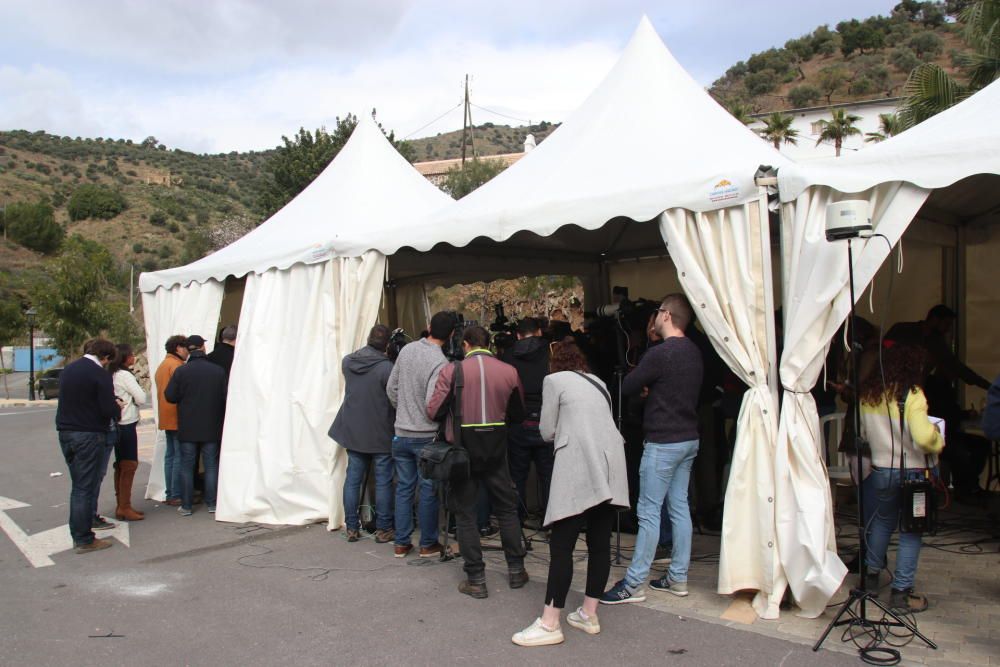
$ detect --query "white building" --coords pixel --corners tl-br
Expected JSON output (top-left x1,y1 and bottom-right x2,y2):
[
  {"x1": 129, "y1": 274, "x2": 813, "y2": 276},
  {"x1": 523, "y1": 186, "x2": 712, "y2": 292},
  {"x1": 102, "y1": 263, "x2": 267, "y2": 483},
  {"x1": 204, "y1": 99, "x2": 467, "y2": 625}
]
[{"x1": 749, "y1": 97, "x2": 902, "y2": 161}]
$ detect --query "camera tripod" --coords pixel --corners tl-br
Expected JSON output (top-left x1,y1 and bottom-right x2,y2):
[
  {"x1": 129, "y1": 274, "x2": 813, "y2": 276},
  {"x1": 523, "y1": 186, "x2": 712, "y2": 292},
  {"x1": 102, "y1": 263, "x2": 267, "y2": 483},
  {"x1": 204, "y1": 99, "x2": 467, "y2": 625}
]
[{"x1": 812, "y1": 238, "x2": 936, "y2": 663}]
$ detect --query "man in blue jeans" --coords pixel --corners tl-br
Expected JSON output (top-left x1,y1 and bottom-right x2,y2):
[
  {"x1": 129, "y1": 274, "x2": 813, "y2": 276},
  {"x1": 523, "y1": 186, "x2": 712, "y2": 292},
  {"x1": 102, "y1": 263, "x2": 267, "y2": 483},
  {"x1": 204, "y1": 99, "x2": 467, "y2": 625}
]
[
  {"x1": 55, "y1": 338, "x2": 120, "y2": 554},
  {"x1": 329, "y1": 324, "x2": 396, "y2": 543},
  {"x1": 602, "y1": 294, "x2": 703, "y2": 604},
  {"x1": 386, "y1": 312, "x2": 456, "y2": 558},
  {"x1": 164, "y1": 335, "x2": 227, "y2": 516}
]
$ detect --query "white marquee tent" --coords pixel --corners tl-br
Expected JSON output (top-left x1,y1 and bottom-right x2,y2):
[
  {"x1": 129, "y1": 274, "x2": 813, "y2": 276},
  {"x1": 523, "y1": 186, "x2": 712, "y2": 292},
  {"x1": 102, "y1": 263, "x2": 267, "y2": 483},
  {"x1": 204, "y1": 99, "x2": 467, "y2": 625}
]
[
  {"x1": 140, "y1": 116, "x2": 454, "y2": 528},
  {"x1": 138, "y1": 15, "x2": 886, "y2": 621},
  {"x1": 773, "y1": 78, "x2": 1000, "y2": 617}
]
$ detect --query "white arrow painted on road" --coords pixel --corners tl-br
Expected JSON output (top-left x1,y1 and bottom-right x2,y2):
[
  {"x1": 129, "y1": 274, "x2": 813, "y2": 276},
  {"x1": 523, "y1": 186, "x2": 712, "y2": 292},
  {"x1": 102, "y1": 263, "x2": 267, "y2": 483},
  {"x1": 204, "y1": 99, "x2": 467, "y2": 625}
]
[{"x1": 0, "y1": 495, "x2": 130, "y2": 567}]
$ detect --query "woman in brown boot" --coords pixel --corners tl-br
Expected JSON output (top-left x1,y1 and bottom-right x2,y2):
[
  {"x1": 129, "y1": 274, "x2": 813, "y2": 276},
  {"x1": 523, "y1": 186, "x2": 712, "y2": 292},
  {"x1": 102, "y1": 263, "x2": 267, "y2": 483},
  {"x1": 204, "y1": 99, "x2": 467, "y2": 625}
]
[{"x1": 109, "y1": 344, "x2": 147, "y2": 521}]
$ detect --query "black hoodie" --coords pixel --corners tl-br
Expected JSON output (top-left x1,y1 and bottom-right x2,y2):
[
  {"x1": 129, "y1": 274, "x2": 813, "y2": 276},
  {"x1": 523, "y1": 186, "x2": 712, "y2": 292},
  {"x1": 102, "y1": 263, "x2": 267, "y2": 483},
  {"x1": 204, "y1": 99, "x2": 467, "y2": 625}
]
[
  {"x1": 328, "y1": 345, "x2": 395, "y2": 454},
  {"x1": 502, "y1": 336, "x2": 549, "y2": 420}
]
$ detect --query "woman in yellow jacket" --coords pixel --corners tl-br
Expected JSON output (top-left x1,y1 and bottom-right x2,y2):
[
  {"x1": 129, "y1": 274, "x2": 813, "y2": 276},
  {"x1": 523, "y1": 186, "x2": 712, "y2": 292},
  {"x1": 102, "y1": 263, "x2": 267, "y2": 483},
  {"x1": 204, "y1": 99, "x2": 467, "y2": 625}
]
[{"x1": 859, "y1": 342, "x2": 944, "y2": 613}]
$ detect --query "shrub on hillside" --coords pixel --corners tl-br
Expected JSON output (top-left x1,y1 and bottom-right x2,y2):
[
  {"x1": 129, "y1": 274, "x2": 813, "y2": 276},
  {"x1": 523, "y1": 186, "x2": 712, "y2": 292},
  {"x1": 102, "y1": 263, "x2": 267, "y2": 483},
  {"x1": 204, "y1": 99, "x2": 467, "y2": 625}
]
[
  {"x1": 3, "y1": 201, "x2": 64, "y2": 253},
  {"x1": 67, "y1": 184, "x2": 127, "y2": 221},
  {"x1": 788, "y1": 84, "x2": 822, "y2": 108},
  {"x1": 149, "y1": 210, "x2": 167, "y2": 226},
  {"x1": 908, "y1": 31, "x2": 944, "y2": 61},
  {"x1": 890, "y1": 46, "x2": 922, "y2": 73}
]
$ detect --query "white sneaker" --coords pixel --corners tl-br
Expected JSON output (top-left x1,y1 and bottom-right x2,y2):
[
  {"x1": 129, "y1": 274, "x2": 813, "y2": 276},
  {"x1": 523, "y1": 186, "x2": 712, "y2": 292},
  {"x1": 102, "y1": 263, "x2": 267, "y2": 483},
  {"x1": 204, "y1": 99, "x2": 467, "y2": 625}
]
[
  {"x1": 566, "y1": 607, "x2": 601, "y2": 635},
  {"x1": 512, "y1": 618, "x2": 565, "y2": 647}
]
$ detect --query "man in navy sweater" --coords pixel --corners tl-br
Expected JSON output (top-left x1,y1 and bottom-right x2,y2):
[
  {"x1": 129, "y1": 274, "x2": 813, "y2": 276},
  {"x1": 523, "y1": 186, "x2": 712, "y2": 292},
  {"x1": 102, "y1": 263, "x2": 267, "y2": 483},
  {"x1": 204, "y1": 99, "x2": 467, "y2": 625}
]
[
  {"x1": 602, "y1": 293, "x2": 703, "y2": 604},
  {"x1": 55, "y1": 338, "x2": 121, "y2": 554}
]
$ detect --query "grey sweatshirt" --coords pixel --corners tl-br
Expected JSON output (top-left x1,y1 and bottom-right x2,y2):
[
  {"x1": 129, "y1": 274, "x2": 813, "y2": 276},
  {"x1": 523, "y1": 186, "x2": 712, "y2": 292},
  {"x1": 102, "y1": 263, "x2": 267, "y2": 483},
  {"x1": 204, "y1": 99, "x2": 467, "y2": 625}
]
[{"x1": 387, "y1": 337, "x2": 447, "y2": 437}]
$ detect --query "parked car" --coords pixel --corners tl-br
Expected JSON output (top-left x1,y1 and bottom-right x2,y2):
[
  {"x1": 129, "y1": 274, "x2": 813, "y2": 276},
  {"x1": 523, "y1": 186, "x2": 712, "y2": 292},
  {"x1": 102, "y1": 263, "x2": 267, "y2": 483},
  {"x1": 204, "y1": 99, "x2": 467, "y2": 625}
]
[{"x1": 37, "y1": 368, "x2": 62, "y2": 400}]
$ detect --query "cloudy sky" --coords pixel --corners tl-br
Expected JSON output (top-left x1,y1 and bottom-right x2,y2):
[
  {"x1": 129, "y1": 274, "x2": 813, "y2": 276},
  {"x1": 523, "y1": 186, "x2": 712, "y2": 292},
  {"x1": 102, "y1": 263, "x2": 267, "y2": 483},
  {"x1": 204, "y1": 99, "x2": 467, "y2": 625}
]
[{"x1": 1, "y1": 1, "x2": 898, "y2": 154}]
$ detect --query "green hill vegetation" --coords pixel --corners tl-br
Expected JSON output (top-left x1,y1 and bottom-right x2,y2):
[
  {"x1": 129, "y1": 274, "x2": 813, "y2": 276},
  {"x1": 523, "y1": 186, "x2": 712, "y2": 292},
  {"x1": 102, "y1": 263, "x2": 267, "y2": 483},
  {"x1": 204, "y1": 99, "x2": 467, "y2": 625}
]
[
  {"x1": 709, "y1": 1, "x2": 974, "y2": 112},
  {"x1": 407, "y1": 121, "x2": 558, "y2": 161}
]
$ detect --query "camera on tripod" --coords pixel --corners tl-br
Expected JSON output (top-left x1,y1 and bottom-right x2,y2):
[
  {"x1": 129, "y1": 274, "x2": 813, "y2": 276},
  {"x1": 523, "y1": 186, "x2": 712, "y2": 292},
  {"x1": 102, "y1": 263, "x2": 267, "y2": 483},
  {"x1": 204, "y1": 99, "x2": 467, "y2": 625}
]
[
  {"x1": 387, "y1": 327, "x2": 409, "y2": 361},
  {"x1": 443, "y1": 312, "x2": 478, "y2": 361}
]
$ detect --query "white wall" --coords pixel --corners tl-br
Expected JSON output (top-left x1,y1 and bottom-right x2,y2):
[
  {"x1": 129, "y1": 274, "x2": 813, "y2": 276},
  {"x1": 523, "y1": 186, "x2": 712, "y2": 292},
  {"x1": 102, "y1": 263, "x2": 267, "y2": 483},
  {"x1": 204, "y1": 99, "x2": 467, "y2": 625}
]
[{"x1": 750, "y1": 100, "x2": 900, "y2": 161}]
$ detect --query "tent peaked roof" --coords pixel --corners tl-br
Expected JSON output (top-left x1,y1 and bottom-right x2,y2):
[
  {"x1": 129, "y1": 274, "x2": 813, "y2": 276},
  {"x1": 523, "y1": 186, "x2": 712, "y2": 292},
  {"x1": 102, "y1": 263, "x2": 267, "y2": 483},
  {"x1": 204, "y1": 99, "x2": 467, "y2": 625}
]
[
  {"x1": 778, "y1": 79, "x2": 1000, "y2": 202},
  {"x1": 382, "y1": 16, "x2": 788, "y2": 254},
  {"x1": 139, "y1": 115, "x2": 452, "y2": 292}
]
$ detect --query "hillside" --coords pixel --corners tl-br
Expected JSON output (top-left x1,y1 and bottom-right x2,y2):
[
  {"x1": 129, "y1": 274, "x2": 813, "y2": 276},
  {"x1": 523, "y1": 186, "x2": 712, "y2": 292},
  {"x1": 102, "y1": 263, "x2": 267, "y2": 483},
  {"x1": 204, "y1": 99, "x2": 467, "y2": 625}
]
[
  {"x1": 709, "y1": 3, "x2": 974, "y2": 112},
  {"x1": 407, "y1": 120, "x2": 558, "y2": 161}
]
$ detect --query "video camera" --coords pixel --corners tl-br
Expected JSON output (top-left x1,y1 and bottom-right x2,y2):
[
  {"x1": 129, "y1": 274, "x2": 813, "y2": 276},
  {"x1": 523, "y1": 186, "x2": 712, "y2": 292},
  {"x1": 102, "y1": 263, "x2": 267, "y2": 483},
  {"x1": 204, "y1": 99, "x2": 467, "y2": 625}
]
[
  {"x1": 443, "y1": 312, "x2": 478, "y2": 361},
  {"x1": 387, "y1": 328, "x2": 409, "y2": 362},
  {"x1": 489, "y1": 303, "x2": 518, "y2": 353},
  {"x1": 588, "y1": 286, "x2": 660, "y2": 328}
]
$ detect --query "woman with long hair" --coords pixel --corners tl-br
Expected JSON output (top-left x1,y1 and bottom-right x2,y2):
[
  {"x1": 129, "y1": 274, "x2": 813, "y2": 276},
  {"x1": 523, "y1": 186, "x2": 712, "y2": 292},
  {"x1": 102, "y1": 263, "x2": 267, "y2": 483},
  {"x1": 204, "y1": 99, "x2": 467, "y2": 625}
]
[
  {"x1": 858, "y1": 342, "x2": 944, "y2": 613},
  {"x1": 512, "y1": 338, "x2": 629, "y2": 647},
  {"x1": 108, "y1": 344, "x2": 147, "y2": 521}
]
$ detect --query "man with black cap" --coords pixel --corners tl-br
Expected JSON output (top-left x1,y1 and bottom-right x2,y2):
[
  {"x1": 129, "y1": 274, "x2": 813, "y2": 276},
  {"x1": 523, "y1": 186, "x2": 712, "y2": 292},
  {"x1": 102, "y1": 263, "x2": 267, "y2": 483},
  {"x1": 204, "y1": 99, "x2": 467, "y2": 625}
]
[
  {"x1": 886, "y1": 304, "x2": 992, "y2": 502},
  {"x1": 164, "y1": 335, "x2": 227, "y2": 516}
]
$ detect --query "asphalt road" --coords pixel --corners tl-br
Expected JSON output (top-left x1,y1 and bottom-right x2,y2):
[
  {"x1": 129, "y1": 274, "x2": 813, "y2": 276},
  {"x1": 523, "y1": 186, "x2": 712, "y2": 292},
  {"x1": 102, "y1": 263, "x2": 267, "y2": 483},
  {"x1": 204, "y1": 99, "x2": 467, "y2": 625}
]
[{"x1": 0, "y1": 406, "x2": 854, "y2": 666}]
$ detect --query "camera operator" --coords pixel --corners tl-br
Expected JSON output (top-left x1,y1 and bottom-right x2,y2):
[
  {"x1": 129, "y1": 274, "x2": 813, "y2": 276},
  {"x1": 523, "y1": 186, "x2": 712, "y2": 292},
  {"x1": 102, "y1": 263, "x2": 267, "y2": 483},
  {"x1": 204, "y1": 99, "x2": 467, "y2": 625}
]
[
  {"x1": 500, "y1": 317, "x2": 554, "y2": 524},
  {"x1": 386, "y1": 311, "x2": 456, "y2": 558},
  {"x1": 427, "y1": 325, "x2": 528, "y2": 599},
  {"x1": 601, "y1": 294, "x2": 703, "y2": 604}
]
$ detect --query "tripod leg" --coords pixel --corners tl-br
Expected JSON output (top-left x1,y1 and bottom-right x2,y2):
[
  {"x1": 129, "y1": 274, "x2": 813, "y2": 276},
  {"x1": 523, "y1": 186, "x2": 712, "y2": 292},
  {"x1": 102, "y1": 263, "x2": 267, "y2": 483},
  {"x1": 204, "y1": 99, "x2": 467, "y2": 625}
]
[
  {"x1": 813, "y1": 591, "x2": 863, "y2": 652},
  {"x1": 614, "y1": 509, "x2": 622, "y2": 564},
  {"x1": 867, "y1": 596, "x2": 938, "y2": 649}
]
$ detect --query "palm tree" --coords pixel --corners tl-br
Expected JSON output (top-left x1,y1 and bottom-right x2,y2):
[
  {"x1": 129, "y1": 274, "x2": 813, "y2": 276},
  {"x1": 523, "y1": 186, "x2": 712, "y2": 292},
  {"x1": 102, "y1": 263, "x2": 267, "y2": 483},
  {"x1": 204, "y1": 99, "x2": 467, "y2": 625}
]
[
  {"x1": 815, "y1": 109, "x2": 862, "y2": 157},
  {"x1": 864, "y1": 113, "x2": 903, "y2": 143},
  {"x1": 758, "y1": 112, "x2": 800, "y2": 150},
  {"x1": 725, "y1": 101, "x2": 754, "y2": 126},
  {"x1": 898, "y1": 0, "x2": 999, "y2": 128}
]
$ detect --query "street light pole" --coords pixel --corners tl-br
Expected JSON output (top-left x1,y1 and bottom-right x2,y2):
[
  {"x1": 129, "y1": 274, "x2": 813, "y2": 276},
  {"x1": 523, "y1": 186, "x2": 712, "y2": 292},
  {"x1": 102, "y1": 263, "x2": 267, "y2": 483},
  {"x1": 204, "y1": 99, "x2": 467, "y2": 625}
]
[{"x1": 25, "y1": 308, "x2": 37, "y2": 401}]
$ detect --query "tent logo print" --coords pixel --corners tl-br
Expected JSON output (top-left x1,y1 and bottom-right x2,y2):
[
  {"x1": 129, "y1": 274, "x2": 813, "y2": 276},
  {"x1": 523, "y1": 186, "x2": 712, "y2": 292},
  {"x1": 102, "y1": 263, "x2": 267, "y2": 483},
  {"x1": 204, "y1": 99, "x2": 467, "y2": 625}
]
[{"x1": 709, "y1": 178, "x2": 740, "y2": 204}]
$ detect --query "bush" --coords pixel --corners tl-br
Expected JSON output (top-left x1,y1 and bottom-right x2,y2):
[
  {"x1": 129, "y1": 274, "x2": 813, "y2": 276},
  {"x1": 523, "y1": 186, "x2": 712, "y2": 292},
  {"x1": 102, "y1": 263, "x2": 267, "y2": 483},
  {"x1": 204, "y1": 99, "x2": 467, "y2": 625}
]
[
  {"x1": 3, "y1": 201, "x2": 64, "y2": 253},
  {"x1": 149, "y1": 210, "x2": 167, "y2": 226},
  {"x1": 67, "y1": 184, "x2": 127, "y2": 220},
  {"x1": 890, "y1": 47, "x2": 922, "y2": 73},
  {"x1": 908, "y1": 32, "x2": 944, "y2": 60},
  {"x1": 132, "y1": 242, "x2": 144, "y2": 253},
  {"x1": 788, "y1": 84, "x2": 821, "y2": 108}
]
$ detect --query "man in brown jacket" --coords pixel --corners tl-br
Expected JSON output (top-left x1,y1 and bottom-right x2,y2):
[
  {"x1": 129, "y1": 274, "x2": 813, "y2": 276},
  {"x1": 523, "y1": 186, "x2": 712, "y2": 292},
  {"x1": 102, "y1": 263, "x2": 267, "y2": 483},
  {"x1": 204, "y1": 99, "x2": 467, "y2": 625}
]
[
  {"x1": 427, "y1": 325, "x2": 527, "y2": 599},
  {"x1": 154, "y1": 335, "x2": 188, "y2": 505}
]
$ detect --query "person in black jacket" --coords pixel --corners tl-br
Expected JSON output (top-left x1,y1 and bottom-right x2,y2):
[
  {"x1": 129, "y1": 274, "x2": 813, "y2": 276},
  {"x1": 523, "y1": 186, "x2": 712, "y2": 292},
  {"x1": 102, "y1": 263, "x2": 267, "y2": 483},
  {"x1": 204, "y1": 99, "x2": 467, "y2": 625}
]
[
  {"x1": 501, "y1": 317, "x2": 553, "y2": 524},
  {"x1": 164, "y1": 335, "x2": 227, "y2": 516},
  {"x1": 55, "y1": 338, "x2": 121, "y2": 553},
  {"x1": 207, "y1": 324, "x2": 236, "y2": 379},
  {"x1": 329, "y1": 325, "x2": 396, "y2": 543}
]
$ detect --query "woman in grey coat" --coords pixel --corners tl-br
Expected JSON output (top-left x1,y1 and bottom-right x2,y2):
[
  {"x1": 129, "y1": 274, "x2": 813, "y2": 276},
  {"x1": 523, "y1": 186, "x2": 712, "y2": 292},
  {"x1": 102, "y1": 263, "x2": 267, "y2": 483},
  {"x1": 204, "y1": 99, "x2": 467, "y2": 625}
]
[{"x1": 512, "y1": 338, "x2": 629, "y2": 647}]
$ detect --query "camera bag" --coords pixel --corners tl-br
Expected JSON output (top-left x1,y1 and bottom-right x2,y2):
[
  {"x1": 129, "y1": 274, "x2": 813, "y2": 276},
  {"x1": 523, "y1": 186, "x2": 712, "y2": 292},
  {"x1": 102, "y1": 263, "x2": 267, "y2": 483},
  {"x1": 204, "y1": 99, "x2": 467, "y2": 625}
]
[{"x1": 419, "y1": 362, "x2": 470, "y2": 482}]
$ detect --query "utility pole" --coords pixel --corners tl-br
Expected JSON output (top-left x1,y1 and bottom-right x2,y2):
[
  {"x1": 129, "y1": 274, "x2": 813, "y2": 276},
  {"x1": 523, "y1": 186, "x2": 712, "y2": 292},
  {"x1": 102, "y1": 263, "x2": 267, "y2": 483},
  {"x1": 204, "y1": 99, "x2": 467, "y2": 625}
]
[{"x1": 461, "y1": 74, "x2": 470, "y2": 166}]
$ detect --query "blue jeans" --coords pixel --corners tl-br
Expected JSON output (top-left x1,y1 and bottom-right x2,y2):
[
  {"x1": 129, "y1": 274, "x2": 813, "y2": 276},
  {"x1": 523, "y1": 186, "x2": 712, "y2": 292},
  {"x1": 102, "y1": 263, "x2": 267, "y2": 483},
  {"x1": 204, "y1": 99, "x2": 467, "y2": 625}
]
[
  {"x1": 179, "y1": 441, "x2": 219, "y2": 510},
  {"x1": 392, "y1": 436, "x2": 439, "y2": 548},
  {"x1": 659, "y1": 495, "x2": 672, "y2": 547},
  {"x1": 625, "y1": 439, "x2": 699, "y2": 587},
  {"x1": 163, "y1": 430, "x2": 181, "y2": 500},
  {"x1": 344, "y1": 450, "x2": 394, "y2": 532},
  {"x1": 91, "y1": 427, "x2": 116, "y2": 520},
  {"x1": 863, "y1": 467, "x2": 924, "y2": 590},
  {"x1": 58, "y1": 431, "x2": 106, "y2": 545}
]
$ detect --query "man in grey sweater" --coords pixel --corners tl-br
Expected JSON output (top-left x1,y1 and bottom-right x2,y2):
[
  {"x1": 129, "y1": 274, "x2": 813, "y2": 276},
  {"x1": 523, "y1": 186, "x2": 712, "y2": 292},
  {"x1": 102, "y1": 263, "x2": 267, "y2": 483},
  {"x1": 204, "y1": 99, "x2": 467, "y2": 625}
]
[{"x1": 386, "y1": 311, "x2": 457, "y2": 558}]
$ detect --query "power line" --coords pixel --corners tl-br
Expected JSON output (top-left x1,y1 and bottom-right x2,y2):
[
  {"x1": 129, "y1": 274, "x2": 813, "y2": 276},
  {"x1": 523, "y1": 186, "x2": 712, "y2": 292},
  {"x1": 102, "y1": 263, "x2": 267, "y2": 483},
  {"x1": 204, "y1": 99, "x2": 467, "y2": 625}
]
[
  {"x1": 470, "y1": 103, "x2": 534, "y2": 125},
  {"x1": 402, "y1": 102, "x2": 464, "y2": 140}
]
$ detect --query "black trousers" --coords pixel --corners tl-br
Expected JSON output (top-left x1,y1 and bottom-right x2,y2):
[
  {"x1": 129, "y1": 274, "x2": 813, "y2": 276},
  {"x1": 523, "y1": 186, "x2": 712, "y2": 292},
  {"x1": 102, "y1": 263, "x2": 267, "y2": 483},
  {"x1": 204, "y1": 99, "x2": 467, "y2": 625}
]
[
  {"x1": 507, "y1": 423, "x2": 554, "y2": 519},
  {"x1": 449, "y1": 464, "x2": 525, "y2": 579},
  {"x1": 545, "y1": 502, "x2": 616, "y2": 609}
]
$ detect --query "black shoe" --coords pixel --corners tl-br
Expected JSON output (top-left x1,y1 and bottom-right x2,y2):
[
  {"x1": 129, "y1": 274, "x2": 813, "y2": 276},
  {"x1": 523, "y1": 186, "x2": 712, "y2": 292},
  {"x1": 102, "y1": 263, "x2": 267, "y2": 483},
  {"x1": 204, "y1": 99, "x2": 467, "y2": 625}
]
[
  {"x1": 889, "y1": 588, "x2": 928, "y2": 613},
  {"x1": 458, "y1": 580, "x2": 488, "y2": 599},
  {"x1": 92, "y1": 516, "x2": 116, "y2": 530},
  {"x1": 509, "y1": 569, "x2": 529, "y2": 589},
  {"x1": 478, "y1": 523, "x2": 499, "y2": 538}
]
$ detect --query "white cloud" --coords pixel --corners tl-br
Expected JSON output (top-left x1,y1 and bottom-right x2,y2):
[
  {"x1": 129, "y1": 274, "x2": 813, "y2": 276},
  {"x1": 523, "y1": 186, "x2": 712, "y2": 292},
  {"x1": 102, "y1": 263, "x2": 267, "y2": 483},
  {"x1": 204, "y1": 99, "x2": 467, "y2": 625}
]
[{"x1": 1, "y1": 40, "x2": 619, "y2": 153}]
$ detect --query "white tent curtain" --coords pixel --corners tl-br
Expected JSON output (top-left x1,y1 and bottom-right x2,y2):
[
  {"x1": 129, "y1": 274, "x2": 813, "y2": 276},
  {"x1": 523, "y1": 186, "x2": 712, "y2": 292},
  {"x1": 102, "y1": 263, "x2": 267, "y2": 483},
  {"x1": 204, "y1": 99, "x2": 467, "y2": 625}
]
[
  {"x1": 659, "y1": 195, "x2": 782, "y2": 619},
  {"x1": 141, "y1": 280, "x2": 225, "y2": 500},
  {"x1": 215, "y1": 252, "x2": 386, "y2": 526},
  {"x1": 776, "y1": 182, "x2": 930, "y2": 618}
]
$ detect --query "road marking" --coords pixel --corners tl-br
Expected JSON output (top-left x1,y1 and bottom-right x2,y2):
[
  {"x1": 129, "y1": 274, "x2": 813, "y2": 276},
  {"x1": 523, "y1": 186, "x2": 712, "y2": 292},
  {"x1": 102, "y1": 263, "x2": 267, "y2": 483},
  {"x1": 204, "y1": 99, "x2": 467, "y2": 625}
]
[
  {"x1": 0, "y1": 409, "x2": 57, "y2": 416},
  {"x1": 0, "y1": 495, "x2": 130, "y2": 567}
]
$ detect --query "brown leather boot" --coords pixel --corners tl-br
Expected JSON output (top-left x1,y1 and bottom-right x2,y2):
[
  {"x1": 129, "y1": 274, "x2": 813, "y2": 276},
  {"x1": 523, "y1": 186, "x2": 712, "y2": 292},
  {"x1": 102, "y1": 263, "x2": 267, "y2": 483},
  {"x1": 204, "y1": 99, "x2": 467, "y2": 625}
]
[{"x1": 115, "y1": 460, "x2": 144, "y2": 521}]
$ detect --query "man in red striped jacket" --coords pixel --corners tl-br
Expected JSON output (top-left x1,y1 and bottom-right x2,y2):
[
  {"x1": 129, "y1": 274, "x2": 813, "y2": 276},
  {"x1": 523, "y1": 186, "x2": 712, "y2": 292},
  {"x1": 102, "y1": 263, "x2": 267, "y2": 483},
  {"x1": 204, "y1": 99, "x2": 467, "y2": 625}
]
[{"x1": 427, "y1": 325, "x2": 527, "y2": 599}]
